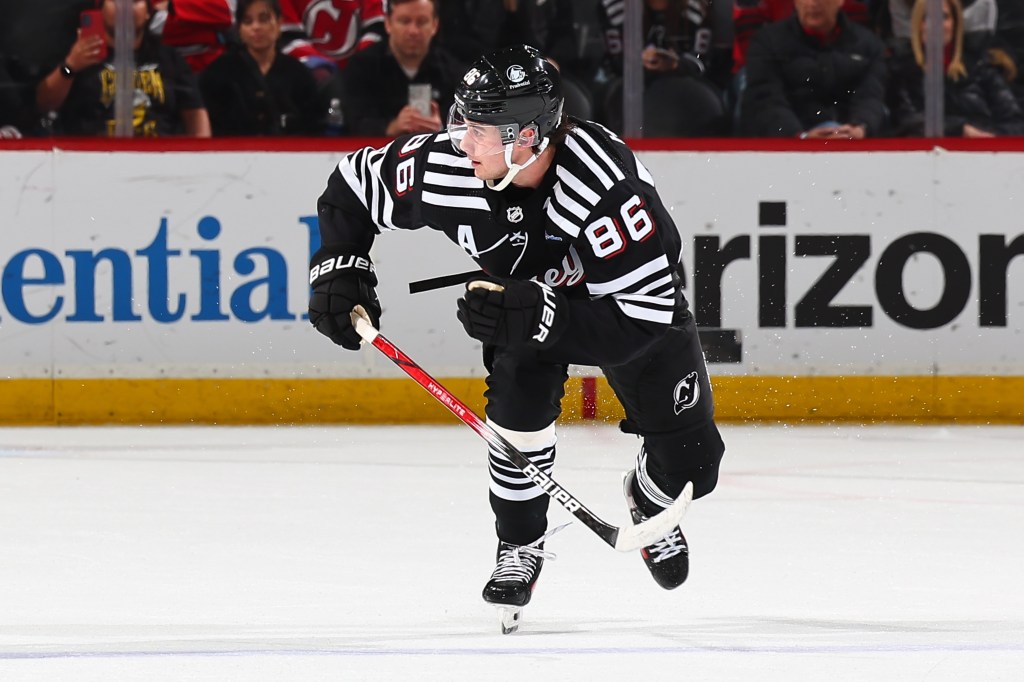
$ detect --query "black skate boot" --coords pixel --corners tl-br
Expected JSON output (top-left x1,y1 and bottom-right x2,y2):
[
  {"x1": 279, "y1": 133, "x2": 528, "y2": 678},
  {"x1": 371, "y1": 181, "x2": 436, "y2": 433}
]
[
  {"x1": 482, "y1": 540, "x2": 547, "y2": 634},
  {"x1": 482, "y1": 524, "x2": 567, "y2": 634},
  {"x1": 623, "y1": 470, "x2": 689, "y2": 589}
]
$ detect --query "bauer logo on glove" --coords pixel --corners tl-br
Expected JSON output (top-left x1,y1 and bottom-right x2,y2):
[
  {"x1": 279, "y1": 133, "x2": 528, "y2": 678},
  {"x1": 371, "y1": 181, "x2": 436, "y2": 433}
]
[
  {"x1": 309, "y1": 253, "x2": 375, "y2": 287},
  {"x1": 456, "y1": 277, "x2": 568, "y2": 349},
  {"x1": 308, "y1": 248, "x2": 381, "y2": 351}
]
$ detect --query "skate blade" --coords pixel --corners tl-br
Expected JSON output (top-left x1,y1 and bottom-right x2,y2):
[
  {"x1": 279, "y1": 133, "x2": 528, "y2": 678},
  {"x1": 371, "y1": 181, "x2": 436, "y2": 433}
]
[{"x1": 495, "y1": 605, "x2": 522, "y2": 635}]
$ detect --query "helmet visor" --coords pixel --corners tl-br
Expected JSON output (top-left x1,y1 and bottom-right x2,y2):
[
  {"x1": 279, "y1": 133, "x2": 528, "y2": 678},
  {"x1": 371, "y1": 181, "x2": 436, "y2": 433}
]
[{"x1": 447, "y1": 104, "x2": 519, "y2": 157}]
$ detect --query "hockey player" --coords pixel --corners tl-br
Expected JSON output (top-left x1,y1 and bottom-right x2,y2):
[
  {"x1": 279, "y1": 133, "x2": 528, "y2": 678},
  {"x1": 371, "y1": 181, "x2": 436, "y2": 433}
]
[{"x1": 308, "y1": 44, "x2": 725, "y2": 633}]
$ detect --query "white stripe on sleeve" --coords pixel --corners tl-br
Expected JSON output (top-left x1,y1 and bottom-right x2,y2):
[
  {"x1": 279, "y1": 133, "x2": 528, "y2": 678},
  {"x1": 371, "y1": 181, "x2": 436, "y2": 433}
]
[
  {"x1": 422, "y1": 190, "x2": 489, "y2": 211},
  {"x1": 564, "y1": 136, "x2": 614, "y2": 190},
  {"x1": 553, "y1": 182, "x2": 590, "y2": 220},
  {"x1": 545, "y1": 198, "x2": 582, "y2": 238},
  {"x1": 587, "y1": 254, "x2": 671, "y2": 296},
  {"x1": 423, "y1": 170, "x2": 483, "y2": 189},
  {"x1": 555, "y1": 166, "x2": 601, "y2": 205}
]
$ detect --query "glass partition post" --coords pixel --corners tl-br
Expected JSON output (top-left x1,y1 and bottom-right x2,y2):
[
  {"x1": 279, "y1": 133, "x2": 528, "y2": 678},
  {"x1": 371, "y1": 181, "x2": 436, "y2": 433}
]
[
  {"x1": 622, "y1": 0, "x2": 644, "y2": 138},
  {"x1": 113, "y1": 0, "x2": 135, "y2": 137},
  {"x1": 923, "y1": 0, "x2": 945, "y2": 137}
]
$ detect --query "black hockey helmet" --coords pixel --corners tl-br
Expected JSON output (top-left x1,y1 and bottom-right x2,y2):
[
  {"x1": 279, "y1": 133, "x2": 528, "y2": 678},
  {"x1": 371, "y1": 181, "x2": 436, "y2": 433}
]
[{"x1": 450, "y1": 44, "x2": 564, "y2": 150}]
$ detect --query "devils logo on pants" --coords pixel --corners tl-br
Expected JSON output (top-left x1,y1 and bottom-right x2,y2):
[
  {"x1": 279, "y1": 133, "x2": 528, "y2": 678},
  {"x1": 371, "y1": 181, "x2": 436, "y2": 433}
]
[{"x1": 672, "y1": 371, "x2": 700, "y2": 414}]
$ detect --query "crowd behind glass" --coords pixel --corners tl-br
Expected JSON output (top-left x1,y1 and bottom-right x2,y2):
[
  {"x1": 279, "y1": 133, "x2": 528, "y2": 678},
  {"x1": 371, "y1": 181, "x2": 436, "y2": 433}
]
[{"x1": 0, "y1": 0, "x2": 1022, "y2": 140}]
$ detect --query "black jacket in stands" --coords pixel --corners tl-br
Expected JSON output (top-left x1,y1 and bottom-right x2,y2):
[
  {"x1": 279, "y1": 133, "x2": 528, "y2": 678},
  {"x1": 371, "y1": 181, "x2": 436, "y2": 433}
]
[
  {"x1": 200, "y1": 48, "x2": 322, "y2": 136},
  {"x1": 340, "y1": 41, "x2": 466, "y2": 137},
  {"x1": 741, "y1": 13, "x2": 887, "y2": 137},
  {"x1": 887, "y1": 49, "x2": 1024, "y2": 137},
  {"x1": 315, "y1": 118, "x2": 686, "y2": 367}
]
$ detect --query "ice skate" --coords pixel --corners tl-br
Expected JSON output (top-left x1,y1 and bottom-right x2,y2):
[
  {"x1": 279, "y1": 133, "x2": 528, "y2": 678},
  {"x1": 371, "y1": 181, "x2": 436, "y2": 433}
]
[
  {"x1": 482, "y1": 525, "x2": 567, "y2": 634},
  {"x1": 623, "y1": 470, "x2": 689, "y2": 589},
  {"x1": 482, "y1": 539, "x2": 548, "y2": 634}
]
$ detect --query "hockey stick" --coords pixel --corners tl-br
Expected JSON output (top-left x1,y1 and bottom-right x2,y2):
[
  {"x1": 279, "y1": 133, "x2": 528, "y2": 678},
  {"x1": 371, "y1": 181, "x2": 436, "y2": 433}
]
[
  {"x1": 408, "y1": 270, "x2": 484, "y2": 294},
  {"x1": 349, "y1": 305, "x2": 693, "y2": 553}
]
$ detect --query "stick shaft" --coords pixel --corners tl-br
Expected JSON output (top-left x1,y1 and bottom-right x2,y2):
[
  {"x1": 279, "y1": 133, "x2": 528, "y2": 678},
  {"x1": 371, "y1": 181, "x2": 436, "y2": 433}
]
[
  {"x1": 347, "y1": 306, "x2": 692, "y2": 552},
  {"x1": 363, "y1": 328, "x2": 621, "y2": 547}
]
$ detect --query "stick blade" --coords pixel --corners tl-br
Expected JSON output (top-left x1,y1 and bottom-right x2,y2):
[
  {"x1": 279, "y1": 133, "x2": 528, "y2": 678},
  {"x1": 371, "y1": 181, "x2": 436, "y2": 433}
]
[{"x1": 612, "y1": 481, "x2": 693, "y2": 553}]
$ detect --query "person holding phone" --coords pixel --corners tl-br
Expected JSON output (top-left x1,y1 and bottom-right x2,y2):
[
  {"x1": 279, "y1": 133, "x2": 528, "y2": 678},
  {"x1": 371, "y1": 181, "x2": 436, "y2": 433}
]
[
  {"x1": 340, "y1": 0, "x2": 465, "y2": 137},
  {"x1": 36, "y1": 0, "x2": 211, "y2": 137},
  {"x1": 34, "y1": 10, "x2": 109, "y2": 114}
]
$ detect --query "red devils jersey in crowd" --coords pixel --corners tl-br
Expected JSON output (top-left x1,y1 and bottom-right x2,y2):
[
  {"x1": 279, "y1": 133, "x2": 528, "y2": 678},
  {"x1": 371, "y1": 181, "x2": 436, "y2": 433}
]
[
  {"x1": 280, "y1": 0, "x2": 385, "y2": 70},
  {"x1": 159, "y1": 0, "x2": 234, "y2": 74}
]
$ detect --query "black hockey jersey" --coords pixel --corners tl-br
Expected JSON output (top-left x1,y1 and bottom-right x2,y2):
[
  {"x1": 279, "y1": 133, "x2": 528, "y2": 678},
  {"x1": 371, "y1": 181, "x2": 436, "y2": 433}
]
[{"x1": 315, "y1": 118, "x2": 686, "y2": 367}]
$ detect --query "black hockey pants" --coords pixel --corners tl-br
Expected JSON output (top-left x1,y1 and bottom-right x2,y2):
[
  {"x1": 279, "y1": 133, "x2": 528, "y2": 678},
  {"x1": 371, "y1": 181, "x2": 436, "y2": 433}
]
[{"x1": 483, "y1": 303, "x2": 725, "y2": 546}]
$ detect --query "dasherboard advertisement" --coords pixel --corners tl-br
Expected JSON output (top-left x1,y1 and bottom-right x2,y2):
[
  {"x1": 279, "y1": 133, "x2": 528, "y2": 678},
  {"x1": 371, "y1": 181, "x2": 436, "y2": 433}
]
[{"x1": 1, "y1": 148, "x2": 1021, "y2": 381}]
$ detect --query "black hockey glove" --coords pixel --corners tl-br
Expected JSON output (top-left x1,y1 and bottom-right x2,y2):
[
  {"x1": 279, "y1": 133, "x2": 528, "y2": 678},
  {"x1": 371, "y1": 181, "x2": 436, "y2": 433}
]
[
  {"x1": 456, "y1": 277, "x2": 568, "y2": 348},
  {"x1": 308, "y1": 248, "x2": 381, "y2": 350}
]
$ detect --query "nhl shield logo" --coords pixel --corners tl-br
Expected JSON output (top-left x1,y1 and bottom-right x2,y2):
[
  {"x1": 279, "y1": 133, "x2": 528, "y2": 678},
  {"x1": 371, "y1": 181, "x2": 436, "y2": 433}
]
[
  {"x1": 507, "y1": 206, "x2": 524, "y2": 223},
  {"x1": 672, "y1": 371, "x2": 700, "y2": 414}
]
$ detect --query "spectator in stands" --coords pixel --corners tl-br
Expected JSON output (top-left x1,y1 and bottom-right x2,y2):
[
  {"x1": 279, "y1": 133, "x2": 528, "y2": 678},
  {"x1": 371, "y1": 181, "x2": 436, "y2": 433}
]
[
  {"x1": 740, "y1": 0, "x2": 887, "y2": 138},
  {"x1": 340, "y1": 0, "x2": 463, "y2": 137},
  {"x1": 888, "y1": 0, "x2": 1024, "y2": 135},
  {"x1": 886, "y1": 0, "x2": 996, "y2": 53},
  {"x1": 35, "y1": 0, "x2": 210, "y2": 137},
  {"x1": 1, "y1": 54, "x2": 28, "y2": 138},
  {"x1": 730, "y1": 0, "x2": 873, "y2": 126},
  {"x1": 734, "y1": 0, "x2": 872, "y2": 72},
  {"x1": 200, "y1": 0, "x2": 321, "y2": 135},
  {"x1": 150, "y1": 0, "x2": 235, "y2": 75},
  {"x1": 597, "y1": 0, "x2": 729, "y2": 136}
]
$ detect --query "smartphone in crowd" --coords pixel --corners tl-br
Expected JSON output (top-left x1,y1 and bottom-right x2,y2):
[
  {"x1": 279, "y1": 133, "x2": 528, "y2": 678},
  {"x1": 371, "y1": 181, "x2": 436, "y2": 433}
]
[
  {"x1": 408, "y1": 84, "x2": 432, "y2": 117},
  {"x1": 80, "y1": 9, "x2": 108, "y2": 61}
]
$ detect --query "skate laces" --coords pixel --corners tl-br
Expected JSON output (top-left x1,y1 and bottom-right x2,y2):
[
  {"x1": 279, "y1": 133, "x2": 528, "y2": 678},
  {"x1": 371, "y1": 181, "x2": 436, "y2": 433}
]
[
  {"x1": 491, "y1": 523, "x2": 570, "y2": 582},
  {"x1": 647, "y1": 526, "x2": 686, "y2": 563}
]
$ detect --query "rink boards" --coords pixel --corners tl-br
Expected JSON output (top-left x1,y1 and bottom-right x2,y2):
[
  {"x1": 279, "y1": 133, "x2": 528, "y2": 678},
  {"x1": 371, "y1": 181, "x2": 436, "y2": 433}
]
[{"x1": 0, "y1": 140, "x2": 1022, "y2": 424}]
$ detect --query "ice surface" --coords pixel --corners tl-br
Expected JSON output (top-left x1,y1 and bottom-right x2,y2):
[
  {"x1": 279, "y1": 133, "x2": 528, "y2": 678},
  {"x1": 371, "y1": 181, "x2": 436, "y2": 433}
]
[{"x1": 1, "y1": 424, "x2": 1022, "y2": 681}]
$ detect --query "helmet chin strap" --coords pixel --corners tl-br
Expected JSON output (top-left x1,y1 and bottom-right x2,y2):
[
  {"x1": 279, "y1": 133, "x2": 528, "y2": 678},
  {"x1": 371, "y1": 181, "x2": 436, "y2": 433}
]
[{"x1": 486, "y1": 137, "x2": 550, "y2": 192}]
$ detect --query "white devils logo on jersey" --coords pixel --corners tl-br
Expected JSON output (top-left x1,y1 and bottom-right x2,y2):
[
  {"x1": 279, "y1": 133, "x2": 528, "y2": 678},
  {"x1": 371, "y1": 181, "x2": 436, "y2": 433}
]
[
  {"x1": 304, "y1": 0, "x2": 362, "y2": 59},
  {"x1": 507, "y1": 206, "x2": 523, "y2": 223},
  {"x1": 672, "y1": 371, "x2": 700, "y2": 414},
  {"x1": 506, "y1": 65, "x2": 526, "y2": 83}
]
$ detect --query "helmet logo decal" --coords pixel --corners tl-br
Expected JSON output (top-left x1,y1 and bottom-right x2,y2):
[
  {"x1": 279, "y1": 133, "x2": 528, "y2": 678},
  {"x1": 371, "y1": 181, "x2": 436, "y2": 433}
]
[
  {"x1": 506, "y1": 65, "x2": 527, "y2": 83},
  {"x1": 463, "y1": 68, "x2": 481, "y2": 85},
  {"x1": 507, "y1": 207, "x2": 524, "y2": 223},
  {"x1": 672, "y1": 371, "x2": 701, "y2": 414}
]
